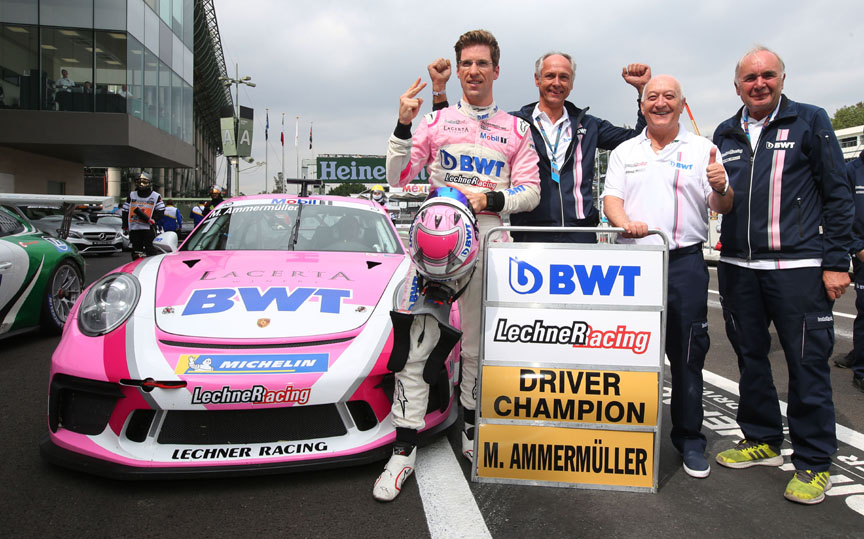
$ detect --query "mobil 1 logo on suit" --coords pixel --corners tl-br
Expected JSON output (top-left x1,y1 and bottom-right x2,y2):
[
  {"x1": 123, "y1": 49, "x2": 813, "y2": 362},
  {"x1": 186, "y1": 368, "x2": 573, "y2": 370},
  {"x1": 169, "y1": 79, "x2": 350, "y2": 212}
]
[{"x1": 486, "y1": 247, "x2": 664, "y2": 307}]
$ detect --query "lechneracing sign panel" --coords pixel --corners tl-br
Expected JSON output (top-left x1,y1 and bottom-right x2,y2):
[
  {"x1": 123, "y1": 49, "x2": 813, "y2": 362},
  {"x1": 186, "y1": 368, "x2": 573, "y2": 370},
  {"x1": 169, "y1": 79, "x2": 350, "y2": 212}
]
[{"x1": 474, "y1": 231, "x2": 666, "y2": 492}]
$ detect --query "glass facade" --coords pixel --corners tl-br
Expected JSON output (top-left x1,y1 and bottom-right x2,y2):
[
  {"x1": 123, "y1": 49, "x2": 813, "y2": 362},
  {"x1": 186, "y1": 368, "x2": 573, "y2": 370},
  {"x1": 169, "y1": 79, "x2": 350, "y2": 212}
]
[
  {"x1": 0, "y1": 23, "x2": 39, "y2": 110},
  {"x1": 0, "y1": 1, "x2": 193, "y2": 143}
]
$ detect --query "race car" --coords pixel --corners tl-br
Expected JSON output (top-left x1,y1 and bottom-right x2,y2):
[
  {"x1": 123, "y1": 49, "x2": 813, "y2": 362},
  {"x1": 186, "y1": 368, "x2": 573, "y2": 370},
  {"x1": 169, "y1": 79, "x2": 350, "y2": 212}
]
[
  {"x1": 42, "y1": 193, "x2": 461, "y2": 478},
  {"x1": 0, "y1": 205, "x2": 86, "y2": 339}
]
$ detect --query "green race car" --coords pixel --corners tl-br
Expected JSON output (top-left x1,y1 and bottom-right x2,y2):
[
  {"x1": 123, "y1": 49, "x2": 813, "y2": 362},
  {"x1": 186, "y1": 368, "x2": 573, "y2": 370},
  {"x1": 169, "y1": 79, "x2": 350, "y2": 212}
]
[{"x1": 0, "y1": 204, "x2": 86, "y2": 338}]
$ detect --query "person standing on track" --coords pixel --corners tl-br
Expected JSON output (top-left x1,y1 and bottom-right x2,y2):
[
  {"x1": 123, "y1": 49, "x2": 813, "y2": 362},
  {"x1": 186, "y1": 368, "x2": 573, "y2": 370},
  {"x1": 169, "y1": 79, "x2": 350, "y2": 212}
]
[
  {"x1": 603, "y1": 74, "x2": 733, "y2": 479},
  {"x1": 712, "y1": 46, "x2": 853, "y2": 505},
  {"x1": 373, "y1": 29, "x2": 540, "y2": 502}
]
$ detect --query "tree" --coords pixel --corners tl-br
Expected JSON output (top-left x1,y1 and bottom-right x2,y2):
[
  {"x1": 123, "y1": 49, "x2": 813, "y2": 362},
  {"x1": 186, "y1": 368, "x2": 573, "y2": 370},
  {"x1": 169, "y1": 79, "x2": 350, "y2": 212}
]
[
  {"x1": 327, "y1": 183, "x2": 366, "y2": 197},
  {"x1": 831, "y1": 102, "x2": 864, "y2": 130}
]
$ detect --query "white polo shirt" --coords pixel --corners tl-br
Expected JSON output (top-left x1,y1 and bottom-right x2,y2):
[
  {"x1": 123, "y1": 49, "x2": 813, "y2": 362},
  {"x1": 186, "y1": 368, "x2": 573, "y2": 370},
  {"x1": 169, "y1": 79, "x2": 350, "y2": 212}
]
[{"x1": 603, "y1": 124, "x2": 722, "y2": 249}]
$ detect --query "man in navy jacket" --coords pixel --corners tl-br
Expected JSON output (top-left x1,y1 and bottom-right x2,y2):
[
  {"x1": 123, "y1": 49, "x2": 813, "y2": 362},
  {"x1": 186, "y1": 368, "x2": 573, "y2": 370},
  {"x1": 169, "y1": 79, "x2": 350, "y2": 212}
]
[
  {"x1": 845, "y1": 149, "x2": 864, "y2": 392},
  {"x1": 510, "y1": 53, "x2": 649, "y2": 243},
  {"x1": 712, "y1": 46, "x2": 852, "y2": 505},
  {"x1": 427, "y1": 53, "x2": 649, "y2": 243}
]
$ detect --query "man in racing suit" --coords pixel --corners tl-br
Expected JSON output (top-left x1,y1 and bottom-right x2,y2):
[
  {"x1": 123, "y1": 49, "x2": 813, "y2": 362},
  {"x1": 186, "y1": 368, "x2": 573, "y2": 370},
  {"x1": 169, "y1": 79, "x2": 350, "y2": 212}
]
[{"x1": 373, "y1": 29, "x2": 540, "y2": 502}]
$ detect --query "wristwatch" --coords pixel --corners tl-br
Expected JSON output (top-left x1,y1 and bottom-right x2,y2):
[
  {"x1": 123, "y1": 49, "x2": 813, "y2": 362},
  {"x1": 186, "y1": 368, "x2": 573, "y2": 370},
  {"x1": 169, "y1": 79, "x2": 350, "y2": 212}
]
[{"x1": 713, "y1": 181, "x2": 729, "y2": 196}]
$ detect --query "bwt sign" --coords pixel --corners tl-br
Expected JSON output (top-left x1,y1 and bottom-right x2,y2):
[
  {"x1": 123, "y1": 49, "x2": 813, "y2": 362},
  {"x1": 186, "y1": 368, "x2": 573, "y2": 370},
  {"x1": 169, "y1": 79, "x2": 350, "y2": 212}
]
[{"x1": 486, "y1": 248, "x2": 664, "y2": 306}]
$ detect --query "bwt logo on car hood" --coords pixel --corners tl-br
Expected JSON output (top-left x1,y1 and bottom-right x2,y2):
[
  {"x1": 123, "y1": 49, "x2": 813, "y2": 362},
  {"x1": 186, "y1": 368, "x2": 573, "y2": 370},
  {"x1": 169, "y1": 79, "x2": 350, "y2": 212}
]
[
  {"x1": 508, "y1": 257, "x2": 641, "y2": 296},
  {"x1": 181, "y1": 286, "x2": 352, "y2": 315}
]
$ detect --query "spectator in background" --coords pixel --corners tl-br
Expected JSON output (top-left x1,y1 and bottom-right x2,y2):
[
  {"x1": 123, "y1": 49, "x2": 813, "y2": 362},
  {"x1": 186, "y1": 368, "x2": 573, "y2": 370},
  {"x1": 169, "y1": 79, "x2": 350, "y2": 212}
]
[
  {"x1": 190, "y1": 200, "x2": 206, "y2": 226},
  {"x1": 159, "y1": 199, "x2": 182, "y2": 233},
  {"x1": 55, "y1": 69, "x2": 74, "y2": 93}
]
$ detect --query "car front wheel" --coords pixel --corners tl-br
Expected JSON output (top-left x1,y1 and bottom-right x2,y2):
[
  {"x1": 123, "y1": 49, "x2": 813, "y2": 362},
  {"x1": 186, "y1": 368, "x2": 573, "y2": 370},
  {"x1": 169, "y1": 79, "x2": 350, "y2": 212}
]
[{"x1": 41, "y1": 260, "x2": 84, "y2": 335}]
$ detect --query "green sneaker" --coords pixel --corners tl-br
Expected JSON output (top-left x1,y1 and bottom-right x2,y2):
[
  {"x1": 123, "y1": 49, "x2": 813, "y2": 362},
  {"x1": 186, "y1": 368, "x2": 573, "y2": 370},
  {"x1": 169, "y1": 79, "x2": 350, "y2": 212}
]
[
  {"x1": 715, "y1": 439, "x2": 783, "y2": 468},
  {"x1": 784, "y1": 470, "x2": 831, "y2": 505}
]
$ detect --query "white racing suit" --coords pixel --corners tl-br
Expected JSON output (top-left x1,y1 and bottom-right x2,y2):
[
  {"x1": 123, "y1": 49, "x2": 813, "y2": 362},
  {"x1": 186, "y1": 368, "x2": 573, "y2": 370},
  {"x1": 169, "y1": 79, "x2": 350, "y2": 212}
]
[{"x1": 385, "y1": 99, "x2": 540, "y2": 431}]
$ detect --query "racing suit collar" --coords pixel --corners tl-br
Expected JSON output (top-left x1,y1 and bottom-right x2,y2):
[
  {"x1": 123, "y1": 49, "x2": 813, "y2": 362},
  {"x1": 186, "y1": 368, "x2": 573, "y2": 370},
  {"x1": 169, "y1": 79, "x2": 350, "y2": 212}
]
[{"x1": 457, "y1": 98, "x2": 498, "y2": 121}]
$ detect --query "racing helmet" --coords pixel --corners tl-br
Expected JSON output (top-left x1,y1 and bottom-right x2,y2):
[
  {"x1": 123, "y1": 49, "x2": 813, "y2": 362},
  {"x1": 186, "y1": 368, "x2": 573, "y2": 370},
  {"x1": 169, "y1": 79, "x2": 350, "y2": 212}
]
[
  {"x1": 135, "y1": 171, "x2": 152, "y2": 196},
  {"x1": 408, "y1": 187, "x2": 478, "y2": 282},
  {"x1": 209, "y1": 184, "x2": 222, "y2": 197},
  {"x1": 370, "y1": 184, "x2": 386, "y2": 203},
  {"x1": 136, "y1": 171, "x2": 152, "y2": 187}
]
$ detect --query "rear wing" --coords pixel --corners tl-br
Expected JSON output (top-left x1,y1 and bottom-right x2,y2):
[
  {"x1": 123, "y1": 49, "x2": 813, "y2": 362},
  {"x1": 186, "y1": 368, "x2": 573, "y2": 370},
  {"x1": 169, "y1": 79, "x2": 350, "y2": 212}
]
[{"x1": 0, "y1": 193, "x2": 115, "y2": 239}]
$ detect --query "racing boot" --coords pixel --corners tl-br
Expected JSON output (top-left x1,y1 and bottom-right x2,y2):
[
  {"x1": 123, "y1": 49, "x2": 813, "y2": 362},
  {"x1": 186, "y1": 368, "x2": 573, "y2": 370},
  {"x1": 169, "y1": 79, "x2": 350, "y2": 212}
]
[
  {"x1": 462, "y1": 408, "x2": 475, "y2": 462},
  {"x1": 373, "y1": 443, "x2": 416, "y2": 502}
]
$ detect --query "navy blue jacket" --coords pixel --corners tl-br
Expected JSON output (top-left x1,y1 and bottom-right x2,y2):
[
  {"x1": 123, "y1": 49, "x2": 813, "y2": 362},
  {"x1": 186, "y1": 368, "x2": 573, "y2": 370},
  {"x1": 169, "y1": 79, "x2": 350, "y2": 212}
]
[
  {"x1": 509, "y1": 101, "x2": 645, "y2": 240},
  {"x1": 849, "y1": 150, "x2": 864, "y2": 263},
  {"x1": 713, "y1": 96, "x2": 852, "y2": 271}
]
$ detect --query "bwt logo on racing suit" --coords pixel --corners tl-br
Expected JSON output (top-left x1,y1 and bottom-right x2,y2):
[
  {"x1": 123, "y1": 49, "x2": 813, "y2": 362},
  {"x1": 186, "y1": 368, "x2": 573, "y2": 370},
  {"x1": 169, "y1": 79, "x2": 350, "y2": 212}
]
[
  {"x1": 439, "y1": 149, "x2": 505, "y2": 177},
  {"x1": 509, "y1": 258, "x2": 641, "y2": 296},
  {"x1": 182, "y1": 286, "x2": 351, "y2": 315}
]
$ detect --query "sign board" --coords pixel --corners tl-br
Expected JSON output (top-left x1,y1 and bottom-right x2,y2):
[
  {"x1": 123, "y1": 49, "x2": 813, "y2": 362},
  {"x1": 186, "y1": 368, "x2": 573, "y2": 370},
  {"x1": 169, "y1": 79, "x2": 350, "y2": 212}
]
[
  {"x1": 221, "y1": 117, "x2": 237, "y2": 157},
  {"x1": 474, "y1": 232, "x2": 667, "y2": 492},
  {"x1": 316, "y1": 156, "x2": 428, "y2": 184}
]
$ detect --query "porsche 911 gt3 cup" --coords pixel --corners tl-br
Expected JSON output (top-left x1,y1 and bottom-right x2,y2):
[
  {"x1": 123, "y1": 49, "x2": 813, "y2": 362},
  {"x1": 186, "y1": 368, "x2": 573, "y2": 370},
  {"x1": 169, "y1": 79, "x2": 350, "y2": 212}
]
[
  {"x1": 42, "y1": 194, "x2": 461, "y2": 478},
  {"x1": 1, "y1": 202, "x2": 88, "y2": 338}
]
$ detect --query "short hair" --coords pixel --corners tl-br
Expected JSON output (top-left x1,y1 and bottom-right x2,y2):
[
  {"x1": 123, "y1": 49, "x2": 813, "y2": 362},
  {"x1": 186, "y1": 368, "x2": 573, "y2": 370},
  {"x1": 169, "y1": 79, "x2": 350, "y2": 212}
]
[
  {"x1": 734, "y1": 45, "x2": 785, "y2": 81},
  {"x1": 165, "y1": 199, "x2": 174, "y2": 205},
  {"x1": 454, "y1": 29, "x2": 500, "y2": 67},
  {"x1": 640, "y1": 76, "x2": 685, "y2": 101},
  {"x1": 534, "y1": 52, "x2": 577, "y2": 78}
]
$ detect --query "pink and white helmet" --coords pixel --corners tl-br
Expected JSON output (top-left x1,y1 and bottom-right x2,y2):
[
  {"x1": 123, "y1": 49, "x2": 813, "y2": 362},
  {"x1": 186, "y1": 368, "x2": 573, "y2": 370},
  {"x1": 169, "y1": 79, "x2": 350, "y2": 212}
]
[{"x1": 408, "y1": 187, "x2": 479, "y2": 282}]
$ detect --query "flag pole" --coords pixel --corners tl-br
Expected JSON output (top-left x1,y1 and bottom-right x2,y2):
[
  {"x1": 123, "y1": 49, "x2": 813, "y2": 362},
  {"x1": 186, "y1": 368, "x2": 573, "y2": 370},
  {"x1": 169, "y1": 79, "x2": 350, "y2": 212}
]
[
  {"x1": 265, "y1": 108, "x2": 269, "y2": 194},
  {"x1": 684, "y1": 102, "x2": 701, "y2": 137},
  {"x1": 295, "y1": 115, "x2": 301, "y2": 180}
]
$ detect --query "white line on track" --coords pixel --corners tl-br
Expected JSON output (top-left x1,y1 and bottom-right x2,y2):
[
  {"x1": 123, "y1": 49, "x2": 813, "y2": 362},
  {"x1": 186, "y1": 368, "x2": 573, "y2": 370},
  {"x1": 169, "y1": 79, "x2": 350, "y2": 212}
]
[
  {"x1": 416, "y1": 437, "x2": 492, "y2": 539},
  {"x1": 417, "y1": 366, "x2": 864, "y2": 537},
  {"x1": 418, "y1": 268, "x2": 862, "y2": 535}
]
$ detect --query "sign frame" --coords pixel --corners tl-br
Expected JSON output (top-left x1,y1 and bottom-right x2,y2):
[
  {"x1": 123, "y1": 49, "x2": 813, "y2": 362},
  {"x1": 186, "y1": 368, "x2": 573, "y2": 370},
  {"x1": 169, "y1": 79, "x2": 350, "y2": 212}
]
[{"x1": 472, "y1": 226, "x2": 669, "y2": 493}]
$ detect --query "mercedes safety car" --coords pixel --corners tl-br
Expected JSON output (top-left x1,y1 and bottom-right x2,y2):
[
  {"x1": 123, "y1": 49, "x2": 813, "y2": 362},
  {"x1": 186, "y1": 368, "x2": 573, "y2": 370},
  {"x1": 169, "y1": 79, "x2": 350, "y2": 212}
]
[{"x1": 42, "y1": 193, "x2": 461, "y2": 478}]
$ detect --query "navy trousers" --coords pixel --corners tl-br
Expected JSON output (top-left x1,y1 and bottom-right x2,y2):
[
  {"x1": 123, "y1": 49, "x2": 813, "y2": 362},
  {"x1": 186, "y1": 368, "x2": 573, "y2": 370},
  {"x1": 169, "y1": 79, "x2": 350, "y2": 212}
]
[
  {"x1": 666, "y1": 246, "x2": 710, "y2": 454},
  {"x1": 718, "y1": 263, "x2": 837, "y2": 471},
  {"x1": 851, "y1": 263, "x2": 864, "y2": 380}
]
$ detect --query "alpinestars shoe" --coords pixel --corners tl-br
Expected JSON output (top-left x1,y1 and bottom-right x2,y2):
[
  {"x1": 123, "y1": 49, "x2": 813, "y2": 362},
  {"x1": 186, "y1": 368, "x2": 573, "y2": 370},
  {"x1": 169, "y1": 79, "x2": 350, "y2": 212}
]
[
  {"x1": 784, "y1": 470, "x2": 831, "y2": 505},
  {"x1": 462, "y1": 423, "x2": 475, "y2": 462},
  {"x1": 372, "y1": 445, "x2": 416, "y2": 502},
  {"x1": 715, "y1": 439, "x2": 783, "y2": 469}
]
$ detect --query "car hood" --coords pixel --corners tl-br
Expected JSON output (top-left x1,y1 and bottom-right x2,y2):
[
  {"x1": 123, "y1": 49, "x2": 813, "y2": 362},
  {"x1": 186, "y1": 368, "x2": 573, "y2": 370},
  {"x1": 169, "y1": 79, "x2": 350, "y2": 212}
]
[{"x1": 153, "y1": 250, "x2": 405, "y2": 340}]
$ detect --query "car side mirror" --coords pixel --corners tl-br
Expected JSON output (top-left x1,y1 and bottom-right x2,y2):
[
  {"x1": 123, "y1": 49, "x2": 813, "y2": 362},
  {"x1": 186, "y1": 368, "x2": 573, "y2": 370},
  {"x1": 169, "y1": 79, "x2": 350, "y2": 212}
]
[{"x1": 153, "y1": 231, "x2": 178, "y2": 253}]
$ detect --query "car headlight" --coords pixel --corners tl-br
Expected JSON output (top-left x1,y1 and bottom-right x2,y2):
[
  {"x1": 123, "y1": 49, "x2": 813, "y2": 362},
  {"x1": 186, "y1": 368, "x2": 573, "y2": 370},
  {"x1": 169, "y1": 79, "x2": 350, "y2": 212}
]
[
  {"x1": 68, "y1": 231, "x2": 83, "y2": 239},
  {"x1": 78, "y1": 273, "x2": 141, "y2": 336}
]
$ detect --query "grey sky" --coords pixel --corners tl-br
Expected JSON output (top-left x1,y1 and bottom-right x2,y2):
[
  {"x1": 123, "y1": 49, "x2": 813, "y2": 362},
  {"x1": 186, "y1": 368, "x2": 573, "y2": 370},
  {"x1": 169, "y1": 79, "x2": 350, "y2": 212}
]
[{"x1": 214, "y1": 0, "x2": 863, "y2": 194}]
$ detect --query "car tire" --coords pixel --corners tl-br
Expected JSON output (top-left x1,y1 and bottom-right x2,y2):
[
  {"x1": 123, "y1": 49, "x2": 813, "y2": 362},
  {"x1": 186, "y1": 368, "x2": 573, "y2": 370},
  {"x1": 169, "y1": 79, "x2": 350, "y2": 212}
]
[{"x1": 41, "y1": 260, "x2": 84, "y2": 335}]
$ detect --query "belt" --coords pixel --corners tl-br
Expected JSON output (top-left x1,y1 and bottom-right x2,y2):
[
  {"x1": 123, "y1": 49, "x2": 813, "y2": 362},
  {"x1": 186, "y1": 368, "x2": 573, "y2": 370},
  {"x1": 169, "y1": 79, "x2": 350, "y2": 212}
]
[{"x1": 669, "y1": 243, "x2": 703, "y2": 258}]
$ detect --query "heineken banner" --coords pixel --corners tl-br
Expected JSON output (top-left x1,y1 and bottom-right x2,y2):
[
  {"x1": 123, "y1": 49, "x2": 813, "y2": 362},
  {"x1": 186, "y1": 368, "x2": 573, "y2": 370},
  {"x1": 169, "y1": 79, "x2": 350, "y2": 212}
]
[{"x1": 316, "y1": 156, "x2": 428, "y2": 183}]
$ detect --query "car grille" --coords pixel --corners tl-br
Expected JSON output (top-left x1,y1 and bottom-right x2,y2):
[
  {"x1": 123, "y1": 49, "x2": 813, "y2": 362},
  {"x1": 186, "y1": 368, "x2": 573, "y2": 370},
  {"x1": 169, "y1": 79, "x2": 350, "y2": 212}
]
[
  {"x1": 83, "y1": 232, "x2": 117, "y2": 242},
  {"x1": 156, "y1": 404, "x2": 348, "y2": 444}
]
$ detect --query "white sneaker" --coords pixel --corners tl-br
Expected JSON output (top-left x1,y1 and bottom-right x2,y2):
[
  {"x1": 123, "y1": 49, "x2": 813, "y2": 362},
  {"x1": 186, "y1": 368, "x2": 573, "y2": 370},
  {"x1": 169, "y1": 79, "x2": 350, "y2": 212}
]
[
  {"x1": 372, "y1": 450, "x2": 416, "y2": 502},
  {"x1": 462, "y1": 430, "x2": 474, "y2": 462}
]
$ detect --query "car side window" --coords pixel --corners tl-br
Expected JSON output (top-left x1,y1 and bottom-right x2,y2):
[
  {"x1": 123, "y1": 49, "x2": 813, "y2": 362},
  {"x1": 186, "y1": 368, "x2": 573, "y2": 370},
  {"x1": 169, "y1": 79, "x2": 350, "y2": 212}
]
[{"x1": 0, "y1": 209, "x2": 25, "y2": 237}]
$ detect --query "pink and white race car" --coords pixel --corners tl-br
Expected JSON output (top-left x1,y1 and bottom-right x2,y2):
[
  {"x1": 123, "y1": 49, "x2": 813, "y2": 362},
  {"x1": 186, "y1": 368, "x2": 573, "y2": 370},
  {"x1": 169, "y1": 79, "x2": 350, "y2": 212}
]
[{"x1": 42, "y1": 194, "x2": 460, "y2": 478}]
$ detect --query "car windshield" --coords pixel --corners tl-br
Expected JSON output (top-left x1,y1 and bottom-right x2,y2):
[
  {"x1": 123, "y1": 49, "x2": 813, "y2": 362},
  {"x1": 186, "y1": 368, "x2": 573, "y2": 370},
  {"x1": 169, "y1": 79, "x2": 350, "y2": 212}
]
[
  {"x1": 181, "y1": 200, "x2": 403, "y2": 254},
  {"x1": 95, "y1": 215, "x2": 123, "y2": 226}
]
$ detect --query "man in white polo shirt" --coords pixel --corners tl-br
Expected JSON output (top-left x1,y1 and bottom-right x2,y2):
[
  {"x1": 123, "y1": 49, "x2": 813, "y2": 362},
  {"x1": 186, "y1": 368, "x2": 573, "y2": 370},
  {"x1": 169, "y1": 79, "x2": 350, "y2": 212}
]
[{"x1": 603, "y1": 74, "x2": 733, "y2": 478}]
